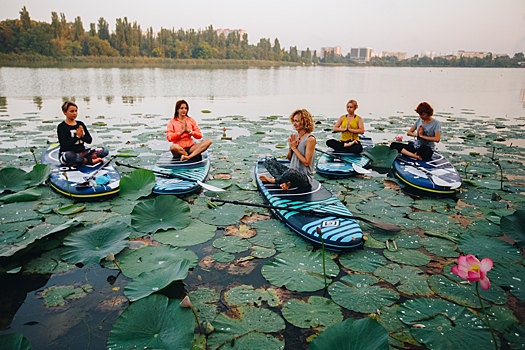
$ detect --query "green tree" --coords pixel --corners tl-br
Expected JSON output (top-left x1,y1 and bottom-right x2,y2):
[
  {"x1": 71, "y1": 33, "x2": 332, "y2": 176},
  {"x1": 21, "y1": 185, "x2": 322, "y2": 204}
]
[{"x1": 19, "y1": 6, "x2": 31, "y2": 32}]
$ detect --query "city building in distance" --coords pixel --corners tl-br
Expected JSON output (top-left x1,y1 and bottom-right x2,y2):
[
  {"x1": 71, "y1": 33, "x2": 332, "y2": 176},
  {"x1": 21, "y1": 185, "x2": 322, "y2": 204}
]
[{"x1": 350, "y1": 47, "x2": 373, "y2": 63}]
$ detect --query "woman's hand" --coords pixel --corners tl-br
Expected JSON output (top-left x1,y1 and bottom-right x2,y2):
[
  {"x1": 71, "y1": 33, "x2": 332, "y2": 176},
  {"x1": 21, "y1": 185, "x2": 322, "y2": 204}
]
[
  {"x1": 288, "y1": 134, "x2": 299, "y2": 150},
  {"x1": 76, "y1": 126, "x2": 84, "y2": 139}
]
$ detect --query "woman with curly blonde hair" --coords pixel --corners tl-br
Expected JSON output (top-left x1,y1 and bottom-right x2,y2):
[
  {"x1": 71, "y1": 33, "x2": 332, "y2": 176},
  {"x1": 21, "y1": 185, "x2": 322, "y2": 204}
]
[{"x1": 259, "y1": 109, "x2": 316, "y2": 190}]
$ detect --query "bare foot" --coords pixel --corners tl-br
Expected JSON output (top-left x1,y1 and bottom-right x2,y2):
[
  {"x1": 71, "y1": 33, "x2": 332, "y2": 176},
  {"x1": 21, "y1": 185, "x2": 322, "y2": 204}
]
[
  {"x1": 414, "y1": 154, "x2": 423, "y2": 161},
  {"x1": 180, "y1": 155, "x2": 191, "y2": 161},
  {"x1": 93, "y1": 157, "x2": 104, "y2": 164},
  {"x1": 259, "y1": 174, "x2": 275, "y2": 183},
  {"x1": 280, "y1": 182, "x2": 291, "y2": 190},
  {"x1": 344, "y1": 141, "x2": 356, "y2": 147}
]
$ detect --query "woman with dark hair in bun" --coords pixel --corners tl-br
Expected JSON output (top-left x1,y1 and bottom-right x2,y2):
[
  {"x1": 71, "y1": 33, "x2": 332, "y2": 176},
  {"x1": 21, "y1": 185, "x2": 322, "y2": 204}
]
[
  {"x1": 57, "y1": 101, "x2": 108, "y2": 166},
  {"x1": 390, "y1": 102, "x2": 441, "y2": 161}
]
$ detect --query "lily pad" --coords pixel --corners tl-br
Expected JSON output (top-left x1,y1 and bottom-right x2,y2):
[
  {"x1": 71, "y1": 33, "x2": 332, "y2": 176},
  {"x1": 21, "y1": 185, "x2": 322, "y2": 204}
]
[
  {"x1": 374, "y1": 264, "x2": 432, "y2": 296},
  {"x1": 119, "y1": 169, "x2": 155, "y2": 200},
  {"x1": 55, "y1": 203, "x2": 86, "y2": 215},
  {"x1": 338, "y1": 249, "x2": 387, "y2": 273},
  {"x1": 383, "y1": 248, "x2": 430, "y2": 266},
  {"x1": 364, "y1": 145, "x2": 399, "y2": 168},
  {"x1": 281, "y1": 296, "x2": 342, "y2": 329},
  {"x1": 131, "y1": 195, "x2": 191, "y2": 234},
  {"x1": 124, "y1": 258, "x2": 191, "y2": 301},
  {"x1": 500, "y1": 209, "x2": 525, "y2": 247},
  {"x1": 107, "y1": 294, "x2": 194, "y2": 350},
  {"x1": 309, "y1": 317, "x2": 389, "y2": 350},
  {"x1": 0, "y1": 167, "x2": 31, "y2": 192},
  {"x1": 198, "y1": 205, "x2": 247, "y2": 226},
  {"x1": 0, "y1": 187, "x2": 41, "y2": 203},
  {"x1": 398, "y1": 297, "x2": 499, "y2": 350},
  {"x1": 154, "y1": 219, "x2": 217, "y2": 247},
  {"x1": 42, "y1": 283, "x2": 93, "y2": 307},
  {"x1": 0, "y1": 333, "x2": 32, "y2": 350},
  {"x1": 224, "y1": 285, "x2": 281, "y2": 307},
  {"x1": 213, "y1": 236, "x2": 251, "y2": 253},
  {"x1": 207, "y1": 305, "x2": 285, "y2": 350},
  {"x1": 27, "y1": 163, "x2": 50, "y2": 187},
  {"x1": 420, "y1": 237, "x2": 458, "y2": 258},
  {"x1": 328, "y1": 274, "x2": 399, "y2": 313},
  {"x1": 119, "y1": 245, "x2": 198, "y2": 278},
  {"x1": 261, "y1": 251, "x2": 339, "y2": 292},
  {"x1": 250, "y1": 246, "x2": 276, "y2": 259},
  {"x1": 212, "y1": 251, "x2": 235, "y2": 262},
  {"x1": 188, "y1": 287, "x2": 220, "y2": 323},
  {"x1": 62, "y1": 220, "x2": 130, "y2": 265},
  {"x1": 457, "y1": 234, "x2": 521, "y2": 264}
]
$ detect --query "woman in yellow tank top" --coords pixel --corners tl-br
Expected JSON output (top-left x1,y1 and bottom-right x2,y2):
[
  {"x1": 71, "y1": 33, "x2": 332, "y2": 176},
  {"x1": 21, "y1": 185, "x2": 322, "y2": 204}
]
[{"x1": 326, "y1": 99, "x2": 365, "y2": 153}]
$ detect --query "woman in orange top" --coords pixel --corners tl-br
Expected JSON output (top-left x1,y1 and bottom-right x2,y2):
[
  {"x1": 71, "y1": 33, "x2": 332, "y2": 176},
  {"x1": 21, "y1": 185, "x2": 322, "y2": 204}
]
[{"x1": 166, "y1": 100, "x2": 212, "y2": 161}]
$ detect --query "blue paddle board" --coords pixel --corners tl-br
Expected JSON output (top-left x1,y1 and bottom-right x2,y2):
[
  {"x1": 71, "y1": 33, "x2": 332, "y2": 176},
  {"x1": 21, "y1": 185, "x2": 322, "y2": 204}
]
[
  {"x1": 41, "y1": 144, "x2": 120, "y2": 200},
  {"x1": 152, "y1": 151, "x2": 211, "y2": 196},
  {"x1": 316, "y1": 136, "x2": 374, "y2": 178},
  {"x1": 255, "y1": 158, "x2": 363, "y2": 251},
  {"x1": 392, "y1": 152, "x2": 462, "y2": 196}
]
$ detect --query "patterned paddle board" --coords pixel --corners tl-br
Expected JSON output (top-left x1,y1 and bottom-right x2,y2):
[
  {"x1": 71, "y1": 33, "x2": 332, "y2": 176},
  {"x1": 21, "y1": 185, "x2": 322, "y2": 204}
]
[{"x1": 316, "y1": 136, "x2": 374, "y2": 178}]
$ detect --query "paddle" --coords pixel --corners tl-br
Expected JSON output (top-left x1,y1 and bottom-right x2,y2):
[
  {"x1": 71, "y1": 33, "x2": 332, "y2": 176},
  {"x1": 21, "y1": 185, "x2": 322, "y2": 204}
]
[
  {"x1": 210, "y1": 198, "x2": 402, "y2": 232},
  {"x1": 315, "y1": 148, "x2": 371, "y2": 174},
  {"x1": 395, "y1": 157, "x2": 462, "y2": 189},
  {"x1": 76, "y1": 155, "x2": 116, "y2": 189},
  {"x1": 115, "y1": 161, "x2": 225, "y2": 192}
]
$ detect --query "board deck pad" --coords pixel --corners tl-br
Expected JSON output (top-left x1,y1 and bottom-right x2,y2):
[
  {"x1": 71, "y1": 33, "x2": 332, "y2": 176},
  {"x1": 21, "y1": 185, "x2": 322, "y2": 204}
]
[
  {"x1": 152, "y1": 151, "x2": 210, "y2": 196},
  {"x1": 392, "y1": 152, "x2": 462, "y2": 196},
  {"x1": 255, "y1": 158, "x2": 363, "y2": 250},
  {"x1": 41, "y1": 144, "x2": 120, "y2": 200},
  {"x1": 316, "y1": 136, "x2": 374, "y2": 178}
]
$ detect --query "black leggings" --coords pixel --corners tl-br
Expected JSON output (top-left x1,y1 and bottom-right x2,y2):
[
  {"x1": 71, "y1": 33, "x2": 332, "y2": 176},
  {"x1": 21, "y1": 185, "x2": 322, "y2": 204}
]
[
  {"x1": 263, "y1": 157, "x2": 310, "y2": 188},
  {"x1": 390, "y1": 142, "x2": 433, "y2": 161},
  {"x1": 326, "y1": 139, "x2": 363, "y2": 154}
]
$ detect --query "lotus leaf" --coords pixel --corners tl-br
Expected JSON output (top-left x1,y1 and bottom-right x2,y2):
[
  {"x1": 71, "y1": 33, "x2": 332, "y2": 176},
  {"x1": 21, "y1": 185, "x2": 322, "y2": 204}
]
[
  {"x1": 248, "y1": 219, "x2": 288, "y2": 248},
  {"x1": 154, "y1": 219, "x2": 216, "y2": 247},
  {"x1": 309, "y1": 317, "x2": 389, "y2": 350},
  {"x1": 485, "y1": 305, "x2": 518, "y2": 333},
  {"x1": 504, "y1": 324, "x2": 525, "y2": 350},
  {"x1": 420, "y1": 237, "x2": 458, "y2": 258},
  {"x1": 27, "y1": 163, "x2": 50, "y2": 187},
  {"x1": 250, "y1": 245, "x2": 276, "y2": 258},
  {"x1": 207, "y1": 305, "x2": 285, "y2": 350},
  {"x1": 0, "y1": 333, "x2": 32, "y2": 350},
  {"x1": 457, "y1": 234, "x2": 521, "y2": 264},
  {"x1": 489, "y1": 263, "x2": 525, "y2": 302},
  {"x1": 0, "y1": 167, "x2": 31, "y2": 192},
  {"x1": 23, "y1": 247, "x2": 75, "y2": 274},
  {"x1": 224, "y1": 285, "x2": 280, "y2": 307},
  {"x1": 398, "y1": 297, "x2": 499, "y2": 350},
  {"x1": 213, "y1": 236, "x2": 251, "y2": 253},
  {"x1": 376, "y1": 304, "x2": 420, "y2": 346},
  {"x1": 124, "y1": 258, "x2": 191, "y2": 301},
  {"x1": 374, "y1": 264, "x2": 432, "y2": 296},
  {"x1": 119, "y1": 245, "x2": 198, "y2": 278},
  {"x1": 55, "y1": 203, "x2": 86, "y2": 215},
  {"x1": 1, "y1": 218, "x2": 80, "y2": 257},
  {"x1": 212, "y1": 251, "x2": 235, "y2": 262},
  {"x1": 62, "y1": 220, "x2": 130, "y2": 265},
  {"x1": 407, "y1": 211, "x2": 458, "y2": 231},
  {"x1": 1, "y1": 187, "x2": 41, "y2": 203},
  {"x1": 383, "y1": 248, "x2": 430, "y2": 266},
  {"x1": 281, "y1": 296, "x2": 342, "y2": 329},
  {"x1": 272, "y1": 232, "x2": 313, "y2": 252},
  {"x1": 261, "y1": 251, "x2": 339, "y2": 292},
  {"x1": 500, "y1": 209, "x2": 525, "y2": 247},
  {"x1": 188, "y1": 288, "x2": 220, "y2": 323},
  {"x1": 131, "y1": 195, "x2": 191, "y2": 234},
  {"x1": 328, "y1": 274, "x2": 399, "y2": 313},
  {"x1": 42, "y1": 283, "x2": 93, "y2": 307},
  {"x1": 338, "y1": 249, "x2": 387, "y2": 273},
  {"x1": 0, "y1": 201, "x2": 40, "y2": 224},
  {"x1": 107, "y1": 294, "x2": 194, "y2": 350},
  {"x1": 119, "y1": 169, "x2": 155, "y2": 200},
  {"x1": 392, "y1": 234, "x2": 422, "y2": 249},
  {"x1": 364, "y1": 145, "x2": 399, "y2": 168}
]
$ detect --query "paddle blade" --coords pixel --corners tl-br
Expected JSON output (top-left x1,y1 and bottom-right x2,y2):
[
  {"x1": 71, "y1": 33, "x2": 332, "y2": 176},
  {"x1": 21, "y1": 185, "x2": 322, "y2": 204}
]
[
  {"x1": 197, "y1": 180, "x2": 225, "y2": 192},
  {"x1": 352, "y1": 163, "x2": 371, "y2": 174}
]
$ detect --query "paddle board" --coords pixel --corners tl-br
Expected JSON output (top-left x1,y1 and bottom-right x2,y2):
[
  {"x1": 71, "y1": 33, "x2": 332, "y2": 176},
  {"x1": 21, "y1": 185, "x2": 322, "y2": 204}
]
[
  {"x1": 41, "y1": 144, "x2": 120, "y2": 200},
  {"x1": 255, "y1": 158, "x2": 364, "y2": 250},
  {"x1": 316, "y1": 136, "x2": 374, "y2": 178},
  {"x1": 392, "y1": 152, "x2": 462, "y2": 196},
  {"x1": 152, "y1": 151, "x2": 211, "y2": 196}
]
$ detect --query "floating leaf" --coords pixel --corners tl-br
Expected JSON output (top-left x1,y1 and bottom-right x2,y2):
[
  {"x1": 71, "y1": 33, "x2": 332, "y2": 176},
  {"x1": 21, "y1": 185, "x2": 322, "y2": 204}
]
[
  {"x1": 374, "y1": 264, "x2": 432, "y2": 296},
  {"x1": 207, "y1": 306, "x2": 285, "y2": 350},
  {"x1": 500, "y1": 209, "x2": 525, "y2": 247},
  {"x1": 119, "y1": 169, "x2": 155, "y2": 200},
  {"x1": 457, "y1": 234, "x2": 521, "y2": 264},
  {"x1": 0, "y1": 167, "x2": 31, "y2": 192},
  {"x1": 213, "y1": 236, "x2": 251, "y2": 253},
  {"x1": 27, "y1": 163, "x2": 50, "y2": 187},
  {"x1": 42, "y1": 284, "x2": 93, "y2": 307},
  {"x1": 328, "y1": 274, "x2": 399, "y2": 313},
  {"x1": 250, "y1": 245, "x2": 276, "y2": 259},
  {"x1": 116, "y1": 149, "x2": 139, "y2": 157},
  {"x1": 107, "y1": 294, "x2": 194, "y2": 350},
  {"x1": 398, "y1": 297, "x2": 499, "y2": 350},
  {"x1": 339, "y1": 249, "x2": 387, "y2": 273},
  {"x1": 55, "y1": 203, "x2": 86, "y2": 215},
  {"x1": 383, "y1": 248, "x2": 430, "y2": 266},
  {"x1": 154, "y1": 219, "x2": 216, "y2": 247},
  {"x1": 309, "y1": 317, "x2": 389, "y2": 350},
  {"x1": 124, "y1": 259, "x2": 191, "y2": 301},
  {"x1": 261, "y1": 251, "x2": 339, "y2": 292},
  {"x1": 0, "y1": 187, "x2": 41, "y2": 203},
  {"x1": 212, "y1": 251, "x2": 235, "y2": 262},
  {"x1": 224, "y1": 285, "x2": 280, "y2": 307},
  {"x1": 281, "y1": 296, "x2": 342, "y2": 329},
  {"x1": 364, "y1": 145, "x2": 399, "y2": 168},
  {"x1": 131, "y1": 195, "x2": 191, "y2": 234},
  {"x1": 189, "y1": 288, "x2": 220, "y2": 324},
  {"x1": 0, "y1": 333, "x2": 32, "y2": 350},
  {"x1": 62, "y1": 220, "x2": 130, "y2": 265}
]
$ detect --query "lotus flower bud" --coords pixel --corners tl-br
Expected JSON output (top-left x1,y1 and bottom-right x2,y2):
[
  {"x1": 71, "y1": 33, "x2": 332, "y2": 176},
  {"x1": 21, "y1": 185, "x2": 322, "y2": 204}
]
[{"x1": 180, "y1": 295, "x2": 192, "y2": 308}]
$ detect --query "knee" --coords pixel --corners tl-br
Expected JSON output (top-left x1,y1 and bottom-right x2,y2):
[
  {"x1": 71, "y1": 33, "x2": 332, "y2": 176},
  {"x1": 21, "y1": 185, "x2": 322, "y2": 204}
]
[
  {"x1": 203, "y1": 139, "x2": 212, "y2": 147},
  {"x1": 170, "y1": 144, "x2": 183, "y2": 152}
]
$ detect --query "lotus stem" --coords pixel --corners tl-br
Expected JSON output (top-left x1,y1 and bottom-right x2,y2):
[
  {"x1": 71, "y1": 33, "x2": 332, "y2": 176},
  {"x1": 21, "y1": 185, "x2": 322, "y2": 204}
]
[
  {"x1": 63, "y1": 172, "x2": 73, "y2": 198},
  {"x1": 106, "y1": 253, "x2": 122, "y2": 272},
  {"x1": 180, "y1": 296, "x2": 204, "y2": 334},
  {"x1": 30, "y1": 147, "x2": 38, "y2": 165},
  {"x1": 425, "y1": 231, "x2": 460, "y2": 244},
  {"x1": 475, "y1": 282, "x2": 498, "y2": 350}
]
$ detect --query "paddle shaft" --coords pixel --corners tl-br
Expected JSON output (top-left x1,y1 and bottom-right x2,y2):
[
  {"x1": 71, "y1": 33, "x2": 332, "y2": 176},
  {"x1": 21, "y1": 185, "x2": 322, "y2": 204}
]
[
  {"x1": 210, "y1": 198, "x2": 401, "y2": 232},
  {"x1": 76, "y1": 155, "x2": 115, "y2": 188},
  {"x1": 316, "y1": 148, "x2": 354, "y2": 166}
]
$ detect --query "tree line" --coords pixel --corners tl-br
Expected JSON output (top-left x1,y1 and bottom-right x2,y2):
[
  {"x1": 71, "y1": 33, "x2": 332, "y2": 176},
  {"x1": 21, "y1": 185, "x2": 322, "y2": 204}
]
[{"x1": 0, "y1": 7, "x2": 523, "y2": 67}]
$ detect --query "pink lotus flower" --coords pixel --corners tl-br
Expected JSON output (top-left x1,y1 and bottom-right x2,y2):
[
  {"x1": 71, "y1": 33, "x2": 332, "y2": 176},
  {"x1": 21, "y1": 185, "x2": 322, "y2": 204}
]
[
  {"x1": 451, "y1": 254, "x2": 493, "y2": 290},
  {"x1": 395, "y1": 135, "x2": 403, "y2": 141}
]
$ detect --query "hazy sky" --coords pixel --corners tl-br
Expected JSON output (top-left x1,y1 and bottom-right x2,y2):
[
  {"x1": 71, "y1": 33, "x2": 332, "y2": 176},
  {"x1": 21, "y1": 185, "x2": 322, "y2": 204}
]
[{"x1": 2, "y1": 0, "x2": 525, "y2": 56}]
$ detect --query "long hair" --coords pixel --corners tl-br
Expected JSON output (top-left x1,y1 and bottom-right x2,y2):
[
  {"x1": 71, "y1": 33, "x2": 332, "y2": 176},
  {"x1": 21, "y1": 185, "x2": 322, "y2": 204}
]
[
  {"x1": 289, "y1": 109, "x2": 315, "y2": 133},
  {"x1": 61, "y1": 100, "x2": 77, "y2": 112},
  {"x1": 174, "y1": 99, "x2": 189, "y2": 118}
]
